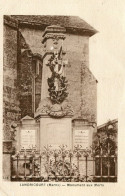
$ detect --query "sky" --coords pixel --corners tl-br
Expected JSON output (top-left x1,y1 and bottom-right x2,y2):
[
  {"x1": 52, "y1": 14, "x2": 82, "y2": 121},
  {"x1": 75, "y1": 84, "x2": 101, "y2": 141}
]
[
  {"x1": 77, "y1": 0, "x2": 125, "y2": 125},
  {"x1": 1, "y1": 0, "x2": 125, "y2": 125}
]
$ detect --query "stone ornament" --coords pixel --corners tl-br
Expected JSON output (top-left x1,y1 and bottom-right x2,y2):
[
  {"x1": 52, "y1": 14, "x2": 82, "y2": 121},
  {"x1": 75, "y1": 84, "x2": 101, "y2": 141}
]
[
  {"x1": 42, "y1": 25, "x2": 66, "y2": 44},
  {"x1": 35, "y1": 98, "x2": 74, "y2": 118},
  {"x1": 42, "y1": 33, "x2": 65, "y2": 43}
]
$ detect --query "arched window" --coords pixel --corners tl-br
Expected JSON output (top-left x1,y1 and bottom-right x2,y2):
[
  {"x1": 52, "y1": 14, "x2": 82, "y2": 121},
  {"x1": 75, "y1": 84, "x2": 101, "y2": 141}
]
[{"x1": 32, "y1": 54, "x2": 42, "y2": 114}]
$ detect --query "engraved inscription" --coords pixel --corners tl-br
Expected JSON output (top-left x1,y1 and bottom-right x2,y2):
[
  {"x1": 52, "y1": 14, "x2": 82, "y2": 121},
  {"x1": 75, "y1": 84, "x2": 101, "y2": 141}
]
[
  {"x1": 21, "y1": 129, "x2": 36, "y2": 149},
  {"x1": 47, "y1": 123, "x2": 69, "y2": 148},
  {"x1": 74, "y1": 130, "x2": 89, "y2": 149}
]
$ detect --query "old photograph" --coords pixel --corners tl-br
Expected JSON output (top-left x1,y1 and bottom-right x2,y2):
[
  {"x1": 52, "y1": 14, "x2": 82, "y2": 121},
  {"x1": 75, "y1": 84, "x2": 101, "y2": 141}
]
[{"x1": 3, "y1": 14, "x2": 119, "y2": 183}]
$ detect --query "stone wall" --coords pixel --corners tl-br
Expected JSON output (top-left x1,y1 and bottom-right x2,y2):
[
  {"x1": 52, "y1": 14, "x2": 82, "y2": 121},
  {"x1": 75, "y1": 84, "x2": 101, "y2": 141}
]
[
  {"x1": 64, "y1": 34, "x2": 97, "y2": 122},
  {"x1": 3, "y1": 16, "x2": 20, "y2": 140}
]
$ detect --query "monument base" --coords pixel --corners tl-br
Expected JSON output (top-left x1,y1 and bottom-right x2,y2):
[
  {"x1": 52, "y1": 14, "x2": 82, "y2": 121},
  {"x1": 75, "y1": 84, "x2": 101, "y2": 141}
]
[
  {"x1": 72, "y1": 119, "x2": 97, "y2": 149},
  {"x1": 39, "y1": 116, "x2": 72, "y2": 149},
  {"x1": 35, "y1": 98, "x2": 74, "y2": 150}
]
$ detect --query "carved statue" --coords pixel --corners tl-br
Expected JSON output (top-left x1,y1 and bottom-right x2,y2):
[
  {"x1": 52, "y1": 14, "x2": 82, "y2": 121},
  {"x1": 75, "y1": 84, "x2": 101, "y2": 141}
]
[{"x1": 47, "y1": 47, "x2": 68, "y2": 104}]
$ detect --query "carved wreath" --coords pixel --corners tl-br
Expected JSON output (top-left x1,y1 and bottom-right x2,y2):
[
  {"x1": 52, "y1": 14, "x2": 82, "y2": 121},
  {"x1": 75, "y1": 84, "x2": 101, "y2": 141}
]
[{"x1": 48, "y1": 75, "x2": 68, "y2": 104}]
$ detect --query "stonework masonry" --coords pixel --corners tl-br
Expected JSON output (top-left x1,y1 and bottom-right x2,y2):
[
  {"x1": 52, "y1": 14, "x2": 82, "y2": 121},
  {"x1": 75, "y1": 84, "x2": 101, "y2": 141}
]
[{"x1": 3, "y1": 16, "x2": 20, "y2": 140}]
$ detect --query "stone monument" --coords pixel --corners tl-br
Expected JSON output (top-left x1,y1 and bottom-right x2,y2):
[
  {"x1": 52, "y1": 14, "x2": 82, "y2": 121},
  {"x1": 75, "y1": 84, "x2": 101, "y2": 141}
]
[{"x1": 35, "y1": 25, "x2": 74, "y2": 149}]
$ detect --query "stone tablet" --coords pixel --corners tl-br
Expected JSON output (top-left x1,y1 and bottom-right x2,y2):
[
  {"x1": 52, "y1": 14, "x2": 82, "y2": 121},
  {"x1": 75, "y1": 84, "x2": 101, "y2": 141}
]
[
  {"x1": 39, "y1": 117, "x2": 72, "y2": 149},
  {"x1": 74, "y1": 130, "x2": 89, "y2": 149},
  {"x1": 47, "y1": 123, "x2": 69, "y2": 148},
  {"x1": 21, "y1": 129, "x2": 36, "y2": 149}
]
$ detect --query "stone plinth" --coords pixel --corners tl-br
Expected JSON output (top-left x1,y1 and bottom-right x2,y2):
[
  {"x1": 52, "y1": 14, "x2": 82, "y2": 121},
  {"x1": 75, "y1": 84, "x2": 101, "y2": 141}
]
[
  {"x1": 39, "y1": 116, "x2": 72, "y2": 149},
  {"x1": 35, "y1": 98, "x2": 73, "y2": 149},
  {"x1": 16, "y1": 115, "x2": 40, "y2": 151},
  {"x1": 72, "y1": 119, "x2": 96, "y2": 149}
]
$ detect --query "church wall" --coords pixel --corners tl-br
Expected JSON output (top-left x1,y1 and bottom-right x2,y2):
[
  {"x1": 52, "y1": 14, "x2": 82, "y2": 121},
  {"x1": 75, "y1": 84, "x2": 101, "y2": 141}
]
[
  {"x1": 81, "y1": 67, "x2": 97, "y2": 122},
  {"x1": 64, "y1": 34, "x2": 97, "y2": 122},
  {"x1": 3, "y1": 17, "x2": 20, "y2": 140}
]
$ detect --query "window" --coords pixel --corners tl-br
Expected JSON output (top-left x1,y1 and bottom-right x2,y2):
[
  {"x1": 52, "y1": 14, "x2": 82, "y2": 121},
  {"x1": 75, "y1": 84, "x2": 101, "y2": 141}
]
[{"x1": 32, "y1": 55, "x2": 42, "y2": 114}]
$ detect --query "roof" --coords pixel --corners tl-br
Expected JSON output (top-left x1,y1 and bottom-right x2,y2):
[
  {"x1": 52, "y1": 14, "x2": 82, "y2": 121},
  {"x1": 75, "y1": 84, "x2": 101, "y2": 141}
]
[
  {"x1": 10, "y1": 15, "x2": 97, "y2": 36},
  {"x1": 98, "y1": 119, "x2": 118, "y2": 130}
]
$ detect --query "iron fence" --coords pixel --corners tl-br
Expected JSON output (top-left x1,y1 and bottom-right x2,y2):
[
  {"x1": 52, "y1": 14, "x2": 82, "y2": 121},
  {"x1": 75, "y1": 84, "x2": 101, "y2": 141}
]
[{"x1": 11, "y1": 142, "x2": 117, "y2": 182}]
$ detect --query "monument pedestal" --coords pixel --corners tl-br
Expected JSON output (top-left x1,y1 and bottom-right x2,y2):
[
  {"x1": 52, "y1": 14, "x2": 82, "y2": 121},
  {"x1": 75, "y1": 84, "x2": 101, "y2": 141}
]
[
  {"x1": 35, "y1": 98, "x2": 74, "y2": 150},
  {"x1": 72, "y1": 119, "x2": 96, "y2": 149},
  {"x1": 16, "y1": 115, "x2": 40, "y2": 151},
  {"x1": 39, "y1": 116, "x2": 72, "y2": 149}
]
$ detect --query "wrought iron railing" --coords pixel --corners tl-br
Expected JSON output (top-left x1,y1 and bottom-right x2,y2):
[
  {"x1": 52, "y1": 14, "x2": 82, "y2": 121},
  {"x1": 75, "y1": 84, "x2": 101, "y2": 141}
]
[{"x1": 11, "y1": 142, "x2": 117, "y2": 182}]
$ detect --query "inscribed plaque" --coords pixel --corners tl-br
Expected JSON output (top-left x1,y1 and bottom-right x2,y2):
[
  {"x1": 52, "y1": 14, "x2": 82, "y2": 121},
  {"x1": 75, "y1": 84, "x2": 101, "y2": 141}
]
[
  {"x1": 74, "y1": 130, "x2": 89, "y2": 149},
  {"x1": 47, "y1": 123, "x2": 69, "y2": 147},
  {"x1": 21, "y1": 129, "x2": 36, "y2": 149}
]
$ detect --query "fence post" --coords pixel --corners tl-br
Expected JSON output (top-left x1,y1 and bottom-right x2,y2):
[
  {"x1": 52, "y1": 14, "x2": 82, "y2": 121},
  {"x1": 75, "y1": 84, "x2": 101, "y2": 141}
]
[
  {"x1": 69, "y1": 150, "x2": 73, "y2": 182},
  {"x1": 100, "y1": 146, "x2": 103, "y2": 182},
  {"x1": 115, "y1": 150, "x2": 117, "y2": 182},
  {"x1": 39, "y1": 151, "x2": 42, "y2": 178},
  {"x1": 92, "y1": 148, "x2": 95, "y2": 180},
  {"x1": 54, "y1": 150, "x2": 58, "y2": 181},
  {"x1": 107, "y1": 141, "x2": 110, "y2": 182},
  {"x1": 85, "y1": 155, "x2": 88, "y2": 182},
  {"x1": 24, "y1": 150, "x2": 26, "y2": 180},
  {"x1": 16, "y1": 152, "x2": 19, "y2": 179}
]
